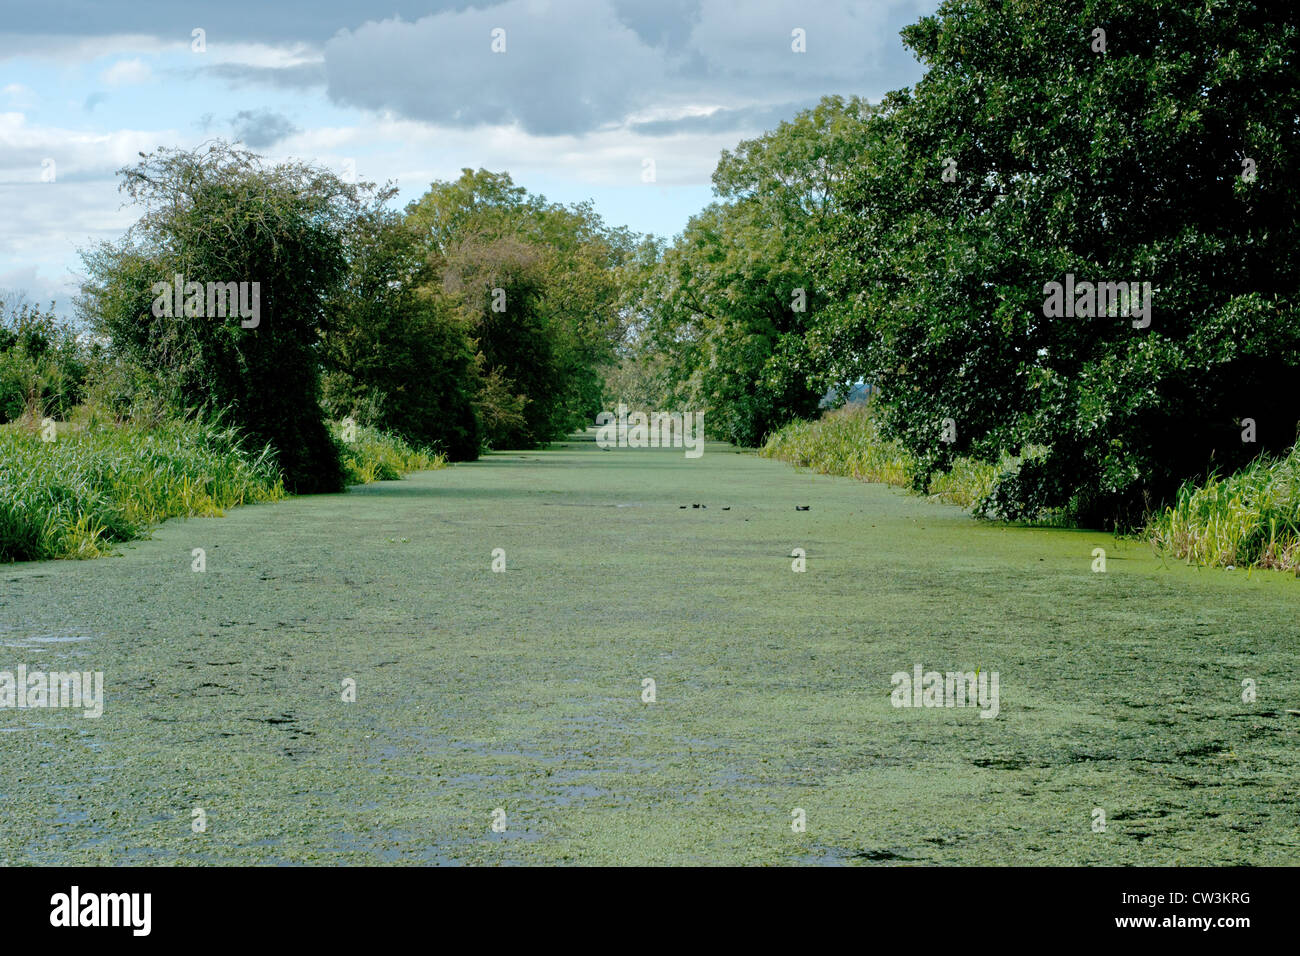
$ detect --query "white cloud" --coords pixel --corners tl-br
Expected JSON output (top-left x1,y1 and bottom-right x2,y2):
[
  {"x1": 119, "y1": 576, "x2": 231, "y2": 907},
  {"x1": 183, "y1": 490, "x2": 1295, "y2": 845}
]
[
  {"x1": 272, "y1": 112, "x2": 734, "y2": 190},
  {"x1": 206, "y1": 41, "x2": 323, "y2": 70},
  {"x1": 100, "y1": 58, "x2": 153, "y2": 87},
  {"x1": 1, "y1": 83, "x2": 36, "y2": 108},
  {"x1": 0, "y1": 113, "x2": 189, "y2": 309}
]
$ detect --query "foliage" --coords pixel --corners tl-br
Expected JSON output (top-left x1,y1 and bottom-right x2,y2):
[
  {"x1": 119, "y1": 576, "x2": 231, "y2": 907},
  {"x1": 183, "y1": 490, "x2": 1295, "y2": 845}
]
[
  {"x1": 1148, "y1": 446, "x2": 1300, "y2": 574},
  {"x1": 761, "y1": 403, "x2": 1022, "y2": 510},
  {"x1": 78, "y1": 142, "x2": 371, "y2": 493},
  {"x1": 762, "y1": 403, "x2": 915, "y2": 488},
  {"x1": 822, "y1": 0, "x2": 1300, "y2": 528},
  {"x1": 405, "y1": 168, "x2": 637, "y2": 448},
  {"x1": 330, "y1": 420, "x2": 447, "y2": 484},
  {"x1": 630, "y1": 97, "x2": 877, "y2": 446},
  {"x1": 0, "y1": 298, "x2": 91, "y2": 424},
  {"x1": 321, "y1": 205, "x2": 481, "y2": 461}
]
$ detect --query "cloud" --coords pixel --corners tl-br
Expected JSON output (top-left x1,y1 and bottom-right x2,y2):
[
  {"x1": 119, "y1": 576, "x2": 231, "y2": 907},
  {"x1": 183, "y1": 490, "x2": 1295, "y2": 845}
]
[
  {"x1": 6, "y1": 1, "x2": 929, "y2": 138},
  {"x1": 229, "y1": 108, "x2": 299, "y2": 147},
  {"x1": 0, "y1": 111, "x2": 176, "y2": 187},
  {"x1": 204, "y1": 61, "x2": 326, "y2": 90},
  {"x1": 0, "y1": 33, "x2": 171, "y2": 63},
  {"x1": 317, "y1": 0, "x2": 928, "y2": 137},
  {"x1": 1, "y1": 83, "x2": 36, "y2": 109},
  {"x1": 628, "y1": 100, "x2": 819, "y2": 137},
  {"x1": 0, "y1": 2, "x2": 471, "y2": 47},
  {"x1": 323, "y1": 1, "x2": 667, "y2": 137},
  {"x1": 0, "y1": 266, "x2": 75, "y2": 311},
  {"x1": 100, "y1": 58, "x2": 153, "y2": 87},
  {"x1": 610, "y1": 0, "x2": 703, "y2": 51},
  {"x1": 0, "y1": 113, "x2": 188, "y2": 310}
]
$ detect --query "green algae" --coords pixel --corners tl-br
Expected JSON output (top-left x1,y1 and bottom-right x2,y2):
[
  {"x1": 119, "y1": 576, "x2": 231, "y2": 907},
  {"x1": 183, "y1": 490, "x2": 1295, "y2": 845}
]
[{"x1": 0, "y1": 433, "x2": 1297, "y2": 865}]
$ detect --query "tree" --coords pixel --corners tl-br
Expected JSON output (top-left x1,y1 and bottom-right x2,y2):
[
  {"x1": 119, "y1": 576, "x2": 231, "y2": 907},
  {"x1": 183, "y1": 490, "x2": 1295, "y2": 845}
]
[
  {"x1": 406, "y1": 169, "x2": 634, "y2": 448},
  {"x1": 826, "y1": 0, "x2": 1300, "y2": 526},
  {"x1": 631, "y1": 96, "x2": 875, "y2": 446},
  {"x1": 321, "y1": 203, "x2": 480, "y2": 461},
  {"x1": 0, "y1": 297, "x2": 90, "y2": 425},
  {"x1": 79, "y1": 142, "x2": 371, "y2": 492}
]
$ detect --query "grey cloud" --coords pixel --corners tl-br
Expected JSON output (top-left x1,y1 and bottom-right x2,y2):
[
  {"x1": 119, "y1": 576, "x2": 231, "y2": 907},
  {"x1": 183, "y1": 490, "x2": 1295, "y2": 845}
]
[
  {"x1": 230, "y1": 108, "x2": 299, "y2": 146},
  {"x1": 318, "y1": 0, "x2": 931, "y2": 136},
  {"x1": 628, "y1": 99, "x2": 818, "y2": 137},
  {"x1": 203, "y1": 61, "x2": 327, "y2": 90},
  {"x1": 610, "y1": 0, "x2": 702, "y2": 51},
  {"x1": 0, "y1": 2, "x2": 471, "y2": 45},
  {"x1": 322, "y1": 0, "x2": 667, "y2": 137}
]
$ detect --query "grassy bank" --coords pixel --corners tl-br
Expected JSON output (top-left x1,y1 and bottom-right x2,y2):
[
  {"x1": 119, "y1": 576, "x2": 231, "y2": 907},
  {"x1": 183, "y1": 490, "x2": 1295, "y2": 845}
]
[
  {"x1": 760, "y1": 404, "x2": 1001, "y2": 509},
  {"x1": 764, "y1": 404, "x2": 1300, "y2": 575},
  {"x1": 332, "y1": 421, "x2": 446, "y2": 484},
  {"x1": 0, "y1": 419, "x2": 286, "y2": 562},
  {"x1": 1, "y1": 417, "x2": 445, "y2": 562}
]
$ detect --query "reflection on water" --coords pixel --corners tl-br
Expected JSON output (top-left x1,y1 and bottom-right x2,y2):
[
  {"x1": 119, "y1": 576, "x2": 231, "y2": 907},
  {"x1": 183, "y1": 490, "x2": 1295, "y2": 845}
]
[{"x1": 0, "y1": 623, "x2": 97, "y2": 651}]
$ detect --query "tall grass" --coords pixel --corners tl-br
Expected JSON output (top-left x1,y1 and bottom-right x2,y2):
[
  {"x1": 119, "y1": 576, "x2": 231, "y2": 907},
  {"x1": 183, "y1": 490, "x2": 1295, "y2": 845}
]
[
  {"x1": 1147, "y1": 448, "x2": 1300, "y2": 574},
  {"x1": 0, "y1": 416, "x2": 447, "y2": 562},
  {"x1": 926, "y1": 454, "x2": 1003, "y2": 510},
  {"x1": 0, "y1": 419, "x2": 286, "y2": 562},
  {"x1": 761, "y1": 404, "x2": 1002, "y2": 509},
  {"x1": 331, "y1": 421, "x2": 445, "y2": 484},
  {"x1": 768, "y1": 406, "x2": 1300, "y2": 574},
  {"x1": 762, "y1": 405, "x2": 914, "y2": 486}
]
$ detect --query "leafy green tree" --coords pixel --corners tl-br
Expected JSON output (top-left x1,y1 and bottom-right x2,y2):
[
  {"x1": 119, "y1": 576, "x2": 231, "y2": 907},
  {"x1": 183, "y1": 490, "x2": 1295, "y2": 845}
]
[
  {"x1": 406, "y1": 169, "x2": 634, "y2": 448},
  {"x1": 79, "y1": 142, "x2": 370, "y2": 492},
  {"x1": 441, "y1": 232, "x2": 563, "y2": 447},
  {"x1": 0, "y1": 298, "x2": 90, "y2": 424},
  {"x1": 632, "y1": 96, "x2": 875, "y2": 446},
  {"x1": 601, "y1": 236, "x2": 671, "y2": 411},
  {"x1": 826, "y1": 0, "x2": 1300, "y2": 526},
  {"x1": 321, "y1": 203, "x2": 480, "y2": 461}
]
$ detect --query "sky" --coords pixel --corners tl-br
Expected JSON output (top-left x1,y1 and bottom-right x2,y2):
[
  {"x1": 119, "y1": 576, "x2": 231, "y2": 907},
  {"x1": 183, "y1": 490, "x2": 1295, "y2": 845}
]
[{"x1": 0, "y1": 0, "x2": 936, "y2": 316}]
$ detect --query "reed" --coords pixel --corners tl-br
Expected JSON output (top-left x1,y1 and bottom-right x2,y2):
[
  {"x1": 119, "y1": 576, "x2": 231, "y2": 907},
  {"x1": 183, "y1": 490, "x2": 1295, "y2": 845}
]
[
  {"x1": 0, "y1": 419, "x2": 286, "y2": 562},
  {"x1": 761, "y1": 404, "x2": 1002, "y2": 508},
  {"x1": 1147, "y1": 449, "x2": 1300, "y2": 574}
]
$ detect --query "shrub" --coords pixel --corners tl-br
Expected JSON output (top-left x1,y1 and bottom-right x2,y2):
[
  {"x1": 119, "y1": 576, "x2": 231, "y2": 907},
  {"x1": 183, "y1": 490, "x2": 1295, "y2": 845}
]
[
  {"x1": 321, "y1": 207, "x2": 481, "y2": 461},
  {"x1": 762, "y1": 403, "x2": 1048, "y2": 513},
  {"x1": 78, "y1": 142, "x2": 372, "y2": 493},
  {"x1": 0, "y1": 299, "x2": 90, "y2": 424}
]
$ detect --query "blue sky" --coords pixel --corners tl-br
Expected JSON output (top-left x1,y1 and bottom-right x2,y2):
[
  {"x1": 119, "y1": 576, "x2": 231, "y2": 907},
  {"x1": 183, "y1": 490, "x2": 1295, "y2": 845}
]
[{"x1": 0, "y1": 0, "x2": 936, "y2": 315}]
